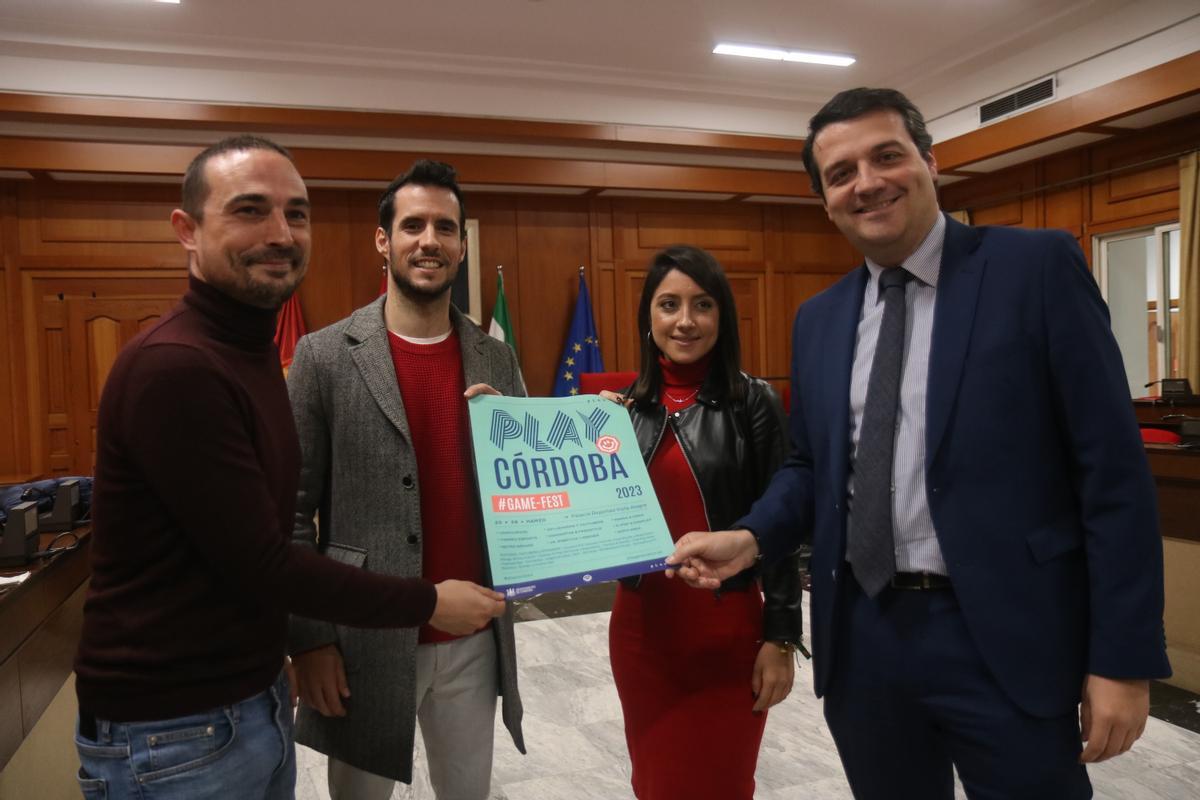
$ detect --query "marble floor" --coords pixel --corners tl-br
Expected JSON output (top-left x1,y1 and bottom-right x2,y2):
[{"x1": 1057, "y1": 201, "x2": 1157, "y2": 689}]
[{"x1": 294, "y1": 596, "x2": 1200, "y2": 800}]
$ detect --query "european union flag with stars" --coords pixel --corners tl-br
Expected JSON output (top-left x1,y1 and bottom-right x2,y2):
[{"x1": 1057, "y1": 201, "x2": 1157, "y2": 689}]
[{"x1": 551, "y1": 270, "x2": 605, "y2": 396}]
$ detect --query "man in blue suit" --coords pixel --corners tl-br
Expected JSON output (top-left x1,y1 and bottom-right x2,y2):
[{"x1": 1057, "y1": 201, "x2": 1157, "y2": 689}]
[{"x1": 667, "y1": 88, "x2": 1170, "y2": 798}]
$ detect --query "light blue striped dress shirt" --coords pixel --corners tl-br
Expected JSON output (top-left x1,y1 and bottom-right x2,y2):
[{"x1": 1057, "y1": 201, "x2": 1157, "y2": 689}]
[{"x1": 847, "y1": 213, "x2": 947, "y2": 575}]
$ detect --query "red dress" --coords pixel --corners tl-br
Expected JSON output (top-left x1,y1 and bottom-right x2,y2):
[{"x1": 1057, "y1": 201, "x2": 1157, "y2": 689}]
[{"x1": 608, "y1": 356, "x2": 766, "y2": 799}]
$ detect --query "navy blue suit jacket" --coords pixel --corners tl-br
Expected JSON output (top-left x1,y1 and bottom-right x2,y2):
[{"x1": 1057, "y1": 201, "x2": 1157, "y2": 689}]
[{"x1": 741, "y1": 215, "x2": 1170, "y2": 718}]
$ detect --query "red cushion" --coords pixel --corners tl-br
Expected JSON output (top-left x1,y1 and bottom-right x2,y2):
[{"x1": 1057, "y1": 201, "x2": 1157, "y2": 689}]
[
  {"x1": 579, "y1": 371, "x2": 638, "y2": 395},
  {"x1": 1140, "y1": 427, "x2": 1181, "y2": 444}
]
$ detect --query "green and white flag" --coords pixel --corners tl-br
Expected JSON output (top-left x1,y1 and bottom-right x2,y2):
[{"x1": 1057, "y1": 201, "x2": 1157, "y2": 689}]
[{"x1": 488, "y1": 270, "x2": 518, "y2": 358}]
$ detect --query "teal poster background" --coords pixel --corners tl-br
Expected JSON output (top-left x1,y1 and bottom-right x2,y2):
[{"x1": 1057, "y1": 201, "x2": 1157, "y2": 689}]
[{"x1": 467, "y1": 394, "x2": 673, "y2": 598}]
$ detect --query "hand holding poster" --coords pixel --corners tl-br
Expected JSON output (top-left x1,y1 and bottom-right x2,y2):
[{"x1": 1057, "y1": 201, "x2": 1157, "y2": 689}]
[{"x1": 467, "y1": 394, "x2": 673, "y2": 597}]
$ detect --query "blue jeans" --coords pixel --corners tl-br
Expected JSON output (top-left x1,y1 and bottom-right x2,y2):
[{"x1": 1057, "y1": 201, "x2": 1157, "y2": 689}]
[{"x1": 74, "y1": 671, "x2": 295, "y2": 800}]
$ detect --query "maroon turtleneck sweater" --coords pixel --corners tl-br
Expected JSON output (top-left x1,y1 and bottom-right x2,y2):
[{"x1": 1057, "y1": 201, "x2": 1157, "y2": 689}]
[{"x1": 75, "y1": 276, "x2": 437, "y2": 721}]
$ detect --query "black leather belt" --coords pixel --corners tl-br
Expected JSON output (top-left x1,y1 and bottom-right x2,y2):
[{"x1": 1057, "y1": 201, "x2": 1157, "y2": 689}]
[{"x1": 890, "y1": 572, "x2": 952, "y2": 591}]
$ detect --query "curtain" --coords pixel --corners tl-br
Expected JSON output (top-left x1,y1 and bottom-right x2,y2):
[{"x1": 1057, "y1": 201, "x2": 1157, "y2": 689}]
[{"x1": 1180, "y1": 153, "x2": 1199, "y2": 386}]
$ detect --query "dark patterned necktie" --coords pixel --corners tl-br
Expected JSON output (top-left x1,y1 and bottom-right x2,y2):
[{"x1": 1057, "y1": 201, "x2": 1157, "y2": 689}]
[{"x1": 847, "y1": 267, "x2": 912, "y2": 597}]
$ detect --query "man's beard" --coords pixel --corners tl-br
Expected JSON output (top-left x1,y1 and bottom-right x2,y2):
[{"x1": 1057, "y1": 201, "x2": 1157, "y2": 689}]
[
  {"x1": 387, "y1": 257, "x2": 458, "y2": 305},
  {"x1": 239, "y1": 273, "x2": 303, "y2": 308},
  {"x1": 235, "y1": 246, "x2": 307, "y2": 308},
  {"x1": 205, "y1": 246, "x2": 307, "y2": 309}
]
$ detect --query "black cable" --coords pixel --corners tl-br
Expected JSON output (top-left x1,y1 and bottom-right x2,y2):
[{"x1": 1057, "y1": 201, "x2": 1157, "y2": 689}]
[{"x1": 31, "y1": 530, "x2": 81, "y2": 560}]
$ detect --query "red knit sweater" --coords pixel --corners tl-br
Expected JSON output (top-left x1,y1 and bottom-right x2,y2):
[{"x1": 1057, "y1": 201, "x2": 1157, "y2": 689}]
[{"x1": 388, "y1": 329, "x2": 486, "y2": 643}]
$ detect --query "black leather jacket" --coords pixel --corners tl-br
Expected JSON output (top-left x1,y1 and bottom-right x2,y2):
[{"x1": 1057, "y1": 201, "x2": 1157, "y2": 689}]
[{"x1": 623, "y1": 372, "x2": 804, "y2": 645}]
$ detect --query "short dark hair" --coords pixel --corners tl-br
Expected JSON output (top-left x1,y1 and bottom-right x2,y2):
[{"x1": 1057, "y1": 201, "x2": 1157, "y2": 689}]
[
  {"x1": 181, "y1": 135, "x2": 293, "y2": 220},
  {"x1": 801, "y1": 87, "x2": 933, "y2": 198},
  {"x1": 378, "y1": 159, "x2": 467, "y2": 236},
  {"x1": 628, "y1": 245, "x2": 746, "y2": 406}
]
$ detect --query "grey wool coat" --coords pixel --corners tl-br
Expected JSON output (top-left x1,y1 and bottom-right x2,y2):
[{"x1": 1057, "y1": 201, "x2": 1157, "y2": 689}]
[{"x1": 286, "y1": 298, "x2": 525, "y2": 784}]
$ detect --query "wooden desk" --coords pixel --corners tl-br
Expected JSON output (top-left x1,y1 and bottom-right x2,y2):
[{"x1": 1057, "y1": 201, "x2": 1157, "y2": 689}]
[
  {"x1": 1145, "y1": 444, "x2": 1200, "y2": 543},
  {"x1": 1134, "y1": 397, "x2": 1200, "y2": 430},
  {"x1": 0, "y1": 526, "x2": 90, "y2": 770}
]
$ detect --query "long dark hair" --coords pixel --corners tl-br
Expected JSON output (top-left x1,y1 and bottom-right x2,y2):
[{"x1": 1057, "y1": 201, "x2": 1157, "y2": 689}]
[{"x1": 628, "y1": 245, "x2": 745, "y2": 406}]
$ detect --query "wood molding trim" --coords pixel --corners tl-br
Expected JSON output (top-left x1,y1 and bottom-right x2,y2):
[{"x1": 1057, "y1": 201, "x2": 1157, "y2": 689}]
[
  {"x1": 933, "y1": 51, "x2": 1200, "y2": 170},
  {"x1": 0, "y1": 92, "x2": 801, "y2": 158},
  {"x1": 0, "y1": 137, "x2": 819, "y2": 197}
]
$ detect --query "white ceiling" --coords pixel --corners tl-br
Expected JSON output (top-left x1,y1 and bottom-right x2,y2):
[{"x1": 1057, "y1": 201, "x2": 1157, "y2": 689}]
[{"x1": 0, "y1": 0, "x2": 1196, "y2": 140}]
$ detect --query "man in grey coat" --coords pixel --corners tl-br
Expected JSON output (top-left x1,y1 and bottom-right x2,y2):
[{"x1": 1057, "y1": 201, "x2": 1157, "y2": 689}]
[{"x1": 287, "y1": 160, "x2": 525, "y2": 799}]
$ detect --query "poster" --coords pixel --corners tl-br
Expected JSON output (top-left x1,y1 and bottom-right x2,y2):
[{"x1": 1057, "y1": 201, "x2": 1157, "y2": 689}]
[{"x1": 468, "y1": 393, "x2": 673, "y2": 597}]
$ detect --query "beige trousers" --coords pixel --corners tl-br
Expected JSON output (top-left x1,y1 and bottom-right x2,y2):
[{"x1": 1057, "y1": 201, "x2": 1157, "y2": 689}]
[{"x1": 327, "y1": 630, "x2": 499, "y2": 800}]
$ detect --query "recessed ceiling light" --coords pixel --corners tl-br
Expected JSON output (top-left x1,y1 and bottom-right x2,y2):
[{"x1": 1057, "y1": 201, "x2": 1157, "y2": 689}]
[
  {"x1": 713, "y1": 43, "x2": 855, "y2": 67},
  {"x1": 154, "y1": 0, "x2": 181, "y2": 4}
]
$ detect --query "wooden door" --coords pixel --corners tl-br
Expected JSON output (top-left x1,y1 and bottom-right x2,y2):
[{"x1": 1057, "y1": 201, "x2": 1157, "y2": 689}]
[{"x1": 64, "y1": 297, "x2": 176, "y2": 474}]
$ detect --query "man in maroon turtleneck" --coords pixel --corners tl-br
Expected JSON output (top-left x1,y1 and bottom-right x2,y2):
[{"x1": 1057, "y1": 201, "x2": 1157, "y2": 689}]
[{"x1": 72, "y1": 136, "x2": 507, "y2": 800}]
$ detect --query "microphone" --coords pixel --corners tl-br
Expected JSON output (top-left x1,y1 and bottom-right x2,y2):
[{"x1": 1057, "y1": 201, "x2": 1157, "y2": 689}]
[{"x1": 1144, "y1": 378, "x2": 1194, "y2": 399}]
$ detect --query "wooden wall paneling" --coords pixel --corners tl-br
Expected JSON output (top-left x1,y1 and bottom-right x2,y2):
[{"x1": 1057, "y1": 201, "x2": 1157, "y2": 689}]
[
  {"x1": 1041, "y1": 150, "x2": 1087, "y2": 238},
  {"x1": 588, "y1": 199, "x2": 618, "y2": 371},
  {"x1": 766, "y1": 205, "x2": 860, "y2": 272},
  {"x1": 0, "y1": 181, "x2": 30, "y2": 481},
  {"x1": 0, "y1": 91, "x2": 803, "y2": 159},
  {"x1": 469, "y1": 196, "x2": 520, "y2": 347},
  {"x1": 940, "y1": 115, "x2": 1199, "y2": 234},
  {"x1": 16, "y1": 583, "x2": 86, "y2": 737},
  {"x1": 0, "y1": 259, "x2": 14, "y2": 479},
  {"x1": 23, "y1": 273, "x2": 186, "y2": 477},
  {"x1": 0, "y1": 138, "x2": 814, "y2": 199},
  {"x1": 15, "y1": 182, "x2": 183, "y2": 262},
  {"x1": 1085, "y1": 118, "x2": 1197, "y2": 225},
  {"x1": 931, "y1": 52, "x2": 1200, "y2": 172},
  {"x1": 596, "y1": 265, "x2": 619, "y2": 371},
  {"x1": 601, "y1": 162, "x2": 810, "y2": 198},
  {"x1": 762, "y1": 205, "x2": 785, "y2": 268},
  {"x1": 762, "y1": 204, "x2": 859, "y2": 384},
  {"x1": 0, "y1": 657, "x2": 20, "y2": 768},
  {"x1": 727, "y1": 273, "x2": 766, "y2": 377},
  {"x1": 611, "y1": 200, "x2": 765, "y2": 264},
  {"x1": 512, "y1": 198, "x2": 592, "y2": 396},
  {"x1": 65, "y1": 296, "x2": 176, "y2": 473},
  {"x1": 298, "y1": 189, "x2": 356, "y2": 333},
  {"x1": 760, "y1": 205, "x2": 787, "y2": 385},
  {"x1": 346, "y1": 190, "x2": 386, "y2": 313},
  {"x1": 615, "y1": 266, "x2": 647, "y2": 374},
  {"x1": 590, "y1": 199, "x2": 614, "y2": 265},
  {"x1": 945, "y1": 164, "x2": 1040, "y2": 227},
  {"x1": 769, "y1": 272, "x2": 846, "y2": 379},
  {"x1": 33, "y1": 294, "x2": 69, "y2": 475}
]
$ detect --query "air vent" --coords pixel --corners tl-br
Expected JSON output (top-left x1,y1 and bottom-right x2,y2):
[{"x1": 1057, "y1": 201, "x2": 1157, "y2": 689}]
[{"x1": 978, "y1": 77, "x2": 1056, "y2": 124}]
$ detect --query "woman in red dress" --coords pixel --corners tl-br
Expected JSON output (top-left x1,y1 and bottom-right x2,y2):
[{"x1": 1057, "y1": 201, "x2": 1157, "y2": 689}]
[{"x1": 607, "y1": 245, "x2": 805, "y2": 799}]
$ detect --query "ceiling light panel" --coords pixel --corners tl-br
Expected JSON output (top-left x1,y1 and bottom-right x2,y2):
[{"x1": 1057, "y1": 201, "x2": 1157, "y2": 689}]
[{"x1": 713, "y1": 43, "x2": 855, "y2": 67}]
